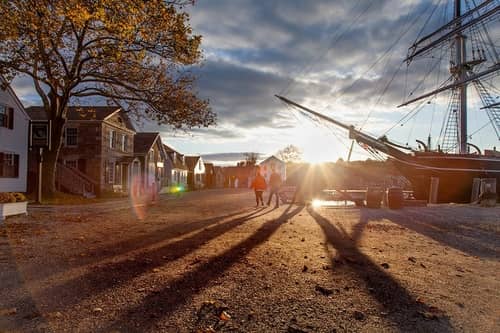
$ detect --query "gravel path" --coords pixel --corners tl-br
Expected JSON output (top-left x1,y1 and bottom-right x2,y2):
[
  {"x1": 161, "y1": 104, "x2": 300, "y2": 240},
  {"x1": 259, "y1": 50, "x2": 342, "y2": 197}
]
[{"x1": 0, "y1": 189, "x2": 499, "y2": 332}]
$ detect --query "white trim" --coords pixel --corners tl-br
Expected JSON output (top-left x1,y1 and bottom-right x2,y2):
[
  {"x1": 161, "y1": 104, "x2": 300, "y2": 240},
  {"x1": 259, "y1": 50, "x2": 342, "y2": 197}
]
[
  {"x1": 102, "y1": 108, "x2": 122, "y2": 121},
  {"x1": 0, "y1": 76, "x2": 29, "y2": 120}
]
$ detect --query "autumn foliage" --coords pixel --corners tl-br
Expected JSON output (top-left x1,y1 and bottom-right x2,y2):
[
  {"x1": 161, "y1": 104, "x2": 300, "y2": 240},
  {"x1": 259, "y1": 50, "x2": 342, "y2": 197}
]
[{"x1": 0, "y1": 0, "x2": 214, "y2": 192}]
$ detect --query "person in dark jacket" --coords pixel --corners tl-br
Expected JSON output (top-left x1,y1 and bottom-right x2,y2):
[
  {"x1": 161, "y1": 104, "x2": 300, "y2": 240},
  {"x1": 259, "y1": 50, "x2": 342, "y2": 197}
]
[
  {"x1": 267, "y1": 167, "x2": 282, "y2": 207},
  {"x1": 251, "y1": 166, "x2": 267, "y2": 206}
]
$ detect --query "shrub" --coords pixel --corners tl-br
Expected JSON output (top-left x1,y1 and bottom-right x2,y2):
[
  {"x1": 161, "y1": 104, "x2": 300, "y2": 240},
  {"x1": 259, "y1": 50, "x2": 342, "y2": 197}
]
[
  {"x1": 0, "y1": 192, "x2": 27, "y2": 203},
  {"x1": 0, "y1": 192, "x2": 15, "y2": 203},
  {"x1": 12, "y1": 192, "x2": 26, "y2": 202}
]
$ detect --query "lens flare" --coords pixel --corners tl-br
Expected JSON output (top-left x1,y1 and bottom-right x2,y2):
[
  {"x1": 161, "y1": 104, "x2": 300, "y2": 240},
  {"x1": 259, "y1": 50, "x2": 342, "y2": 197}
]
[
  {"x1": 129, "y1": 175, "x2": 151, "y2": 220},
  {"x1": 311, "y1": 199, "x2": 324, "y2": 208}
]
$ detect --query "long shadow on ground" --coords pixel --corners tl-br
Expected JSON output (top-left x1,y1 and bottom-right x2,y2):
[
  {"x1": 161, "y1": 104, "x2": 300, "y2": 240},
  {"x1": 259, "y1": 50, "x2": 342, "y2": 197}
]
[
  {"x1": 25, "y1": 208, "x2": 252, "y2": 281},
  {"x1": 102, "y1": 204, "x2": 304, "y2": 332},
  {"x1": 309, "y1": 207, "x2": 454, "y2": 332},
  {"x1": 362, "y1": 207, "x2": 499, "y2": 259},
  {"x1": 0, "y1": 230, "x2": 47, "y2": 332},
  {"x1": 32, "y1": 207, "x2": 271, "y2": 311}
]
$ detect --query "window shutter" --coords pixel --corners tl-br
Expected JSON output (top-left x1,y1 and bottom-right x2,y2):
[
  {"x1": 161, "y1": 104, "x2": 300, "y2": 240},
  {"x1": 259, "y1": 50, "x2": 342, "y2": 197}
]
[
  {"x1": 0, "y1": 152, "x2": 4, "y2": 177},
  {"x1": 8, "y1": 107, "x2": 14, "y2": 129},
  {"x1": 14, "y1": 154, "x2": 19, "y2": 177}
]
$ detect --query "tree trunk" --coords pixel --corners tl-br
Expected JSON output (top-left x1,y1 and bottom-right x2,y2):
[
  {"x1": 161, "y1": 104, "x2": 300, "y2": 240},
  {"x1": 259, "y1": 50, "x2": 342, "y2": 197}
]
[
  {"x1": 41, "y1": 114, "x2": 65, "y2": 196},
  {"x1": 41, "y1": 148, "x2": 59, "y2": 196}
]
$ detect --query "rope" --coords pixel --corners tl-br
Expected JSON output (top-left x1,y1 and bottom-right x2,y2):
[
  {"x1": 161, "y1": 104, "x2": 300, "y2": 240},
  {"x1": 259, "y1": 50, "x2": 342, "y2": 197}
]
[{"x1": 278, "y1": 0, "x2": 371, "y2": 96}]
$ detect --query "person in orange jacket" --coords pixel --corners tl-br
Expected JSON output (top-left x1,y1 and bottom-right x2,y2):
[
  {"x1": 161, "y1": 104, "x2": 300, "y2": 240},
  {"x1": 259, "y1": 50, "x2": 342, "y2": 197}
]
[{"x1": 251, "y1": 166, "x2": 267, "y2": 207}]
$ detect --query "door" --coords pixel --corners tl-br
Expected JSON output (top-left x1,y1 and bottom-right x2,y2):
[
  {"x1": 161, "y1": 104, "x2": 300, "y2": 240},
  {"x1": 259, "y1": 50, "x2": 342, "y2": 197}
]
[{"x1": 122, "y1": 164, "x2": 129, "y2": 191}]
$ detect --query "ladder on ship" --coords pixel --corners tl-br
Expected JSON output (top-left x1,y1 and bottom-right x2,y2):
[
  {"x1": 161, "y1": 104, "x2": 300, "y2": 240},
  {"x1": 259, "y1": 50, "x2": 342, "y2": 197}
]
[{"x1": 473, "y1": 80, "x2": 500, "y2": 140}]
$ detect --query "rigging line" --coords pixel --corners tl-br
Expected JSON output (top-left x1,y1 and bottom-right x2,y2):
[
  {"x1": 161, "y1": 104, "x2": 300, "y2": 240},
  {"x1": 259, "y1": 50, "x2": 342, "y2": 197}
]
[
  {"x1": 360, "y1": 59, "x2": 405, "y2": 130},
  {"x1": 278, "y1": 0, "x2": 368, "y2": 96},
  {"x1": 333, "y1": 0, "x2": 430, "y2": 103},
  {"x1": 429, "y1": 37, "x2": 447, "y2": 136},
  {"x1": 283, "y1": 100, "x2": 355, "y2": 152},
  {"x1": 438, "y1": 89, "x2": 455, "y2": 143},
  {"x1": 483, "y1": 79, "x2": 500, "y2": 95},
  {"x1": 472, "y1": 0, "x2": 500, "y2": 63},
  {"x1": 382, "y1": 74, "x2": 454, "y2": 136},
  {"x1": 406, "y1": 48, "x2": 447, "y2": 98},
  {"x1": 412, "y1": 0, "x2": 445, "y2": 45},
  {"x1": 407, "y1": 112, "x2": 418, "y2": 145},
  {"x1": 442, "y1": 119, "x2": 492, "y2": 152},
  {"x1": 382, "y1": 98, "x2": 429, "y2": 136},
  {"x1": 470, "y1": 120, "x2": 494, "y2": 137}
]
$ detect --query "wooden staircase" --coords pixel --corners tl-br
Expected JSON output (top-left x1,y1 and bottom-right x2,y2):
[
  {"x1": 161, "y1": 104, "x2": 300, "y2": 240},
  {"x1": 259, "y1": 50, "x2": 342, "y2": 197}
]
[{"x1": 56, "y1": 163, "x2": 97, "y2": 198}]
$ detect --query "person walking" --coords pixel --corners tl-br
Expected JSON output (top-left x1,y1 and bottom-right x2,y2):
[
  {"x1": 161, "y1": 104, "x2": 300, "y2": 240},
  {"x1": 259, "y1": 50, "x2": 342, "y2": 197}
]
[
  {"x1": 251, "y1": 167, "x2": 267, "y2": 207},
  {"x1": 267, "y1": 167, "x2": 282, "y2": 207}
]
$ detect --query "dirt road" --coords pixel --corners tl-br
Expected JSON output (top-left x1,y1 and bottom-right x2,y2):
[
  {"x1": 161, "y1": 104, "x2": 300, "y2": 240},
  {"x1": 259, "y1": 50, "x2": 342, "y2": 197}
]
[{"x1": 1, "y1": 189, "x2": 499, "y2": 332}]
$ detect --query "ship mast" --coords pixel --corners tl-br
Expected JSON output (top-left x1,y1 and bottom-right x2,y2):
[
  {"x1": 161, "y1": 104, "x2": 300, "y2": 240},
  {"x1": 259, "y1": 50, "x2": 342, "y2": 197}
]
[
  {"x1": 454, "y1": 0, "x2": 468, "y2": 153},
  {"x1": 399, "y1": 0, "x2": 500, "y2": 153}
]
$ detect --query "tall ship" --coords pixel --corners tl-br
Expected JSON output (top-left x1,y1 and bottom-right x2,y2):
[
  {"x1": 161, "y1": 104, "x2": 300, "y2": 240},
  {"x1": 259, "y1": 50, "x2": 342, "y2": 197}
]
[{"x1": 277, "y1": 0, "x2": 500, "y2": 203}]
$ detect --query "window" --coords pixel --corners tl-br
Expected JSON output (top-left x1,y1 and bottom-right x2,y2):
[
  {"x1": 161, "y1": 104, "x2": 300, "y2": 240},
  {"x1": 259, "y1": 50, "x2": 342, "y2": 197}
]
[
  {"x1": 65, "y1": 128, "x2": 78, "y2": 146},
  {"x1": 121, "y1": 135, "x2": 128, "y2": 152},
  {"x1": 109, "y1": 130, "x2": 116, "y2": 148},
  {"x1": 105, "y1": 161, "x2": 115, "y2": 184},
  {"x1": 0, "y1": 153, "x2": 19, "y2": 178},
  {"x1": 0, "y1": 105, "x2": 13, "y2": 129},
  {"x1": 64, "y1": 160, "x2": 77, "y2": 169}
]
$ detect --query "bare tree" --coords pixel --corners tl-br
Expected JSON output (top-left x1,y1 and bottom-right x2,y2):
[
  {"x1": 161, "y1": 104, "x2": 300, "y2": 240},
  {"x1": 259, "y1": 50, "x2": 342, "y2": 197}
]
[
  {"x1": 276, "y1": 145, "x2": 302, "y2": 163},
  {"x1": 243, "y1": 152, "x2": 259, "y2": 166}
]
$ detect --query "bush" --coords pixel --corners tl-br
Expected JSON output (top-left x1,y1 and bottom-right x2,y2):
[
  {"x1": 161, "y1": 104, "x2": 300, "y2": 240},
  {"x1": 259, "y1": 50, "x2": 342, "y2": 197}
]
[
  {"x1": 0, "y1": 192, "x2": 27, "y2": 203},
  {"x1": 12, "y1": 192, "x2": 26, "y2": 202}
]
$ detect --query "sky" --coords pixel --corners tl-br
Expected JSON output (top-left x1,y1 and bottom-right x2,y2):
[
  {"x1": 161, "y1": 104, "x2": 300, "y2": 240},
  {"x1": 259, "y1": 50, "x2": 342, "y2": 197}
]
[{"x1": 12, "y1": 0, "x2": 500, "y2": 164}]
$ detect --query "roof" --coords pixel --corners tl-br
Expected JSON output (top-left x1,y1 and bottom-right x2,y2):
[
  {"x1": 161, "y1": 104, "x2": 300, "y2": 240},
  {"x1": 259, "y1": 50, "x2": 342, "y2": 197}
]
[
  {"x1": 0, "y1": 76, "x2": 30, "y2": 120},
  {"x1": 26, "y1": 106, "x2": 121, "y2": 121},
  {"x1": 163, "y1": 144, "x2": 188, "y2": 170},
  {"x1": 185, "y1": 156, "x2": 201, "y2": 170},
  {"x1": 134, "y1": 132, "x2": 160, "y2": 155},
  {"x1": 259, "y1": 155, "x2": 284, "y2": 165},
  {"x1": 204, "y1": 162, "x2": 214, "y2": 174},
  {"x1": 163, "y1": 143, "x2": 176, "y2": 153}
]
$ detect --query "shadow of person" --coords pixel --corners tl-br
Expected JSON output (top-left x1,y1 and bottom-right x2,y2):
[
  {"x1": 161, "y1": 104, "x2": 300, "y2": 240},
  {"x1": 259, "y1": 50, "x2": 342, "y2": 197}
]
[
  {"x1": 308, "y1": 206, "x2": 453, "y2": 332},
  {"x1": 26, "y1": 208, "x2": 264, "y2": 282},
  {"x1": 32, "y1": 207, "x2": 272, "y2": 312},
  {"x1": 102, "y1": 204, "x2": 304, "y2": 332}
]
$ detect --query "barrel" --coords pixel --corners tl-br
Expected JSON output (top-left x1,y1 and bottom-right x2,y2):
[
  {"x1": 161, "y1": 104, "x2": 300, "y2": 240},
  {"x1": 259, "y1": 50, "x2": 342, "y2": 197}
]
[
  {"x1": 366, "y1": 187, "x2": 383, "y2": 208},
  {"x1": 387, "y1": 187, "x2": 404, "y2": 209}
]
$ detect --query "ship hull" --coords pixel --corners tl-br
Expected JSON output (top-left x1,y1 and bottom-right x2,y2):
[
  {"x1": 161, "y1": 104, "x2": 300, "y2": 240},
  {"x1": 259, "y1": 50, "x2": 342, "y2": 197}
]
[{"x1": 390, "y1": 154, "x2": 500, "y2": 203}]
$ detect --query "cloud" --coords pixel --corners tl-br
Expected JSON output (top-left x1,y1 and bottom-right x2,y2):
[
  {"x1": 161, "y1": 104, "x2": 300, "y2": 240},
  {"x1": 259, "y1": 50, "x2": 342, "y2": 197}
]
[{"x1": 7, "y1": 0, "x2": 498, "y2": 160}]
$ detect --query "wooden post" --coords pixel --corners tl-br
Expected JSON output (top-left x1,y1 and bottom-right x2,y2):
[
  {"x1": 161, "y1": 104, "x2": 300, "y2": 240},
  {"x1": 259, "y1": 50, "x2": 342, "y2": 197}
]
[
  {"x1": 37, "y1": 148, "x2": 43, "y2": 203},
  {"x1": 429, "y1": 177, "x2": 439, "y2": 204},
  {"x1": 470, "y1": 178, "x2": 481, "y2": 203},
  {"x1": 480, "y1": 178, "x2": 497, "y2": 207}
]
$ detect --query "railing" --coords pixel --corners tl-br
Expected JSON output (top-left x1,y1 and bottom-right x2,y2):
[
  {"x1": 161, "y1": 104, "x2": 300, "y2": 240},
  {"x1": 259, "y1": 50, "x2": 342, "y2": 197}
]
[{"x1": 55, "y1": 163, "x2": 97, "y2": 197}]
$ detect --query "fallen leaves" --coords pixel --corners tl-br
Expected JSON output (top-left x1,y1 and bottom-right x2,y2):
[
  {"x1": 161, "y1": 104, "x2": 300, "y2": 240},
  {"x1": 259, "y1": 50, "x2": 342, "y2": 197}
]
[{"x1": 0, "y1": 308, "x2": 17, "y2": 316}]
